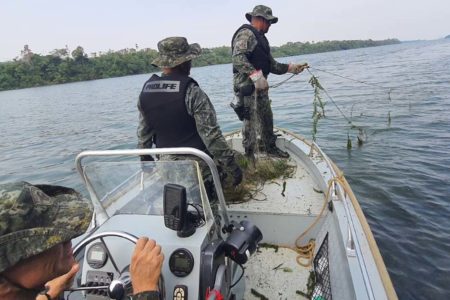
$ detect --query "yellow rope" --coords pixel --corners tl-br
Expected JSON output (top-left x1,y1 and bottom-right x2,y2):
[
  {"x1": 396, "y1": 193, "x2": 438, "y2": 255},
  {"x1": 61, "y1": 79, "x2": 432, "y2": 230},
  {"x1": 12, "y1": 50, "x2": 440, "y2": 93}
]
[
  {"x1": 270, "y1": 128, "x2": 397, "y2": 298},
  {"x1": 294, "y1": 172, "x2": 346, "y2": 267},
  {"x1": 293, "y1": 165, "x2": 398, "y2": 298}
]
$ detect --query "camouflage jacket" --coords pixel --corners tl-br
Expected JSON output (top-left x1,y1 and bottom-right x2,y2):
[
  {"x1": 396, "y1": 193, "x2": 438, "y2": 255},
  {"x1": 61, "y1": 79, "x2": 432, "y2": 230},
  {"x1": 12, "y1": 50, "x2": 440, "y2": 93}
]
[
  {"x1": 130, "y1": 291, "x2": 160, "y2": 300},
  {"x1": 137, "y1": 76, "x2": 237, "y2": 169},
  {"x1": 0, "y1": 277, "x2": 159, "y2": 300},
  {"x1": 232, "y1": 26, "x2": 289, "y2": 90}
]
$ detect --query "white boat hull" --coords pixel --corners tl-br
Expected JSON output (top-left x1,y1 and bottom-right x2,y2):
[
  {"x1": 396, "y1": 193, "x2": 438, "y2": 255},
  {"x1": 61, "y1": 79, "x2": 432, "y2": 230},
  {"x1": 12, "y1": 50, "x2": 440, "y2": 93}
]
[
  {"x1": 224, "y1": 128, "x2": 397, "y2": 300},
  {"x1": 71, "y1": 128, "x2": 397, "y2": 300}
]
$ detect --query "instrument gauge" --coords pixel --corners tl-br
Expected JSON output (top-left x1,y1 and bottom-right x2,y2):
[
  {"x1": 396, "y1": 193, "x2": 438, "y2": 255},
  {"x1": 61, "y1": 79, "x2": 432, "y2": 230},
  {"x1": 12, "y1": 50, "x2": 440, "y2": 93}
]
[
  {"x1": 169, "y1": 248, "x2": 194, "y2": 277},
  {"x1": 86, "y1": 242, "x2": 108, "y2": 269}
]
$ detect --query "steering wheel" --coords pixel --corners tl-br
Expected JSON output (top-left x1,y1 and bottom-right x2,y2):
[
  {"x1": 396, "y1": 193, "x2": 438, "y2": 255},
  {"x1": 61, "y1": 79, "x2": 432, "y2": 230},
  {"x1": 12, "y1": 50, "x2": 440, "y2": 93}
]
[{"x1": 69, "y1": 231, "x2": 165, "y2": 300}]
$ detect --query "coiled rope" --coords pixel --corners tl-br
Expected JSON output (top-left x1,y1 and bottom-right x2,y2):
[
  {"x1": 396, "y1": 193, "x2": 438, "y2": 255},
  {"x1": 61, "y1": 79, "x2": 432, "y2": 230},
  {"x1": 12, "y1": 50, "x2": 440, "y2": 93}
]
[{"x1": 293, "y1": 172, "x2": 346, "y2": 267}]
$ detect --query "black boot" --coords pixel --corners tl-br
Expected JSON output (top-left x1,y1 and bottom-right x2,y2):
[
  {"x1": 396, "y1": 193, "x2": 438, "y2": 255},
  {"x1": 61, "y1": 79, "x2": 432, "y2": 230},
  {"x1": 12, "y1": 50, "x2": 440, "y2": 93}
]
[{"x1": 266, "y1": 145, "x2": 290, "y2": 158}]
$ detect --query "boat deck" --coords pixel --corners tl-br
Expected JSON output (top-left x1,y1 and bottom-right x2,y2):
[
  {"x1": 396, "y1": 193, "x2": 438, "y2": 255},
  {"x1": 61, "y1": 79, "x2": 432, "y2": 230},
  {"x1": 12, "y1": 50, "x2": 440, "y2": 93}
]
[
  {"x1": 226, "y1": 131, "x2": 325, "y2": 217},
  {"x1": 226, "y1": 152, "x2": 325, "y2": 216},
  {"x1": 242, "y1": 247, "x2": 310, "y2": 299},
  {"x1": 225, "y1": 131, "x2": 326, "y2": 299}
]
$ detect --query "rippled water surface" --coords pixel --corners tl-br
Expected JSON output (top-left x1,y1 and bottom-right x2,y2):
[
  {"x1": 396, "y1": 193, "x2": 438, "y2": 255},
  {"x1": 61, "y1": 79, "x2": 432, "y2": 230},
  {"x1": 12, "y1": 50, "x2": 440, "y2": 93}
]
[{"x1": 1, "y1": 39, "x2": 449, "y2": 299}]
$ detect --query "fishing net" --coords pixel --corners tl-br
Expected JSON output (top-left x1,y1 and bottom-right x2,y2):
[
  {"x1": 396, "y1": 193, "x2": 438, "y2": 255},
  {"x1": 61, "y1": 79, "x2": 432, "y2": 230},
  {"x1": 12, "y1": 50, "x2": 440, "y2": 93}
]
[
  {"x1": 223, "y1": 155, "x2": 296, "y2": 204},
  {"x1": 312, "y1": 233, "x2": 332, "y2": 300}
]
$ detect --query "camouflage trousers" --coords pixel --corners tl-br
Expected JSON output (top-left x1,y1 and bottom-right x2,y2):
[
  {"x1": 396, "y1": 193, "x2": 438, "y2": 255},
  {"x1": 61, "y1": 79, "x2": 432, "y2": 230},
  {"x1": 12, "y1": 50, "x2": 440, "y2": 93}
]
[{"x1": 240, "y1": 91, "x2": 277, "y2": 153}]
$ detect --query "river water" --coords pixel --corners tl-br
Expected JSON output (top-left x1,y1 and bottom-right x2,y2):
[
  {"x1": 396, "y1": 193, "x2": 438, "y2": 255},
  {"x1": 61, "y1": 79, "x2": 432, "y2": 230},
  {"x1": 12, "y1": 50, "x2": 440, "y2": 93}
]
[{"x1": 1, "y1": 39, "x2": 449, "y2": 299}]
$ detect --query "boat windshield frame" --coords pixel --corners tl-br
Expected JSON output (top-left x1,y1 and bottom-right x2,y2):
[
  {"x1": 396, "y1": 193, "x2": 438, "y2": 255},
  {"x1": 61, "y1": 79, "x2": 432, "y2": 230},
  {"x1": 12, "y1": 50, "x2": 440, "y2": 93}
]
[{"x1": 75, "y1": 147, "x2": 230, "y2": 227}]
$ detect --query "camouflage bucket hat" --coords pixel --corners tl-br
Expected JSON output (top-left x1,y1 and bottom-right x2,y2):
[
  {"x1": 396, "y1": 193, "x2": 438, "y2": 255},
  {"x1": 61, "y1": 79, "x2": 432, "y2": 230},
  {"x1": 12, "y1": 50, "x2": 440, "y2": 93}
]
[
  {"x1": 151, "y1": 37, "x2": 202, "y2": 68},
  {"x1": 0, "y1": 182, "x2": 93, "y2": 272},
  {"x1": 246, "y1": 5, "x2": 278, "y2": 24}
]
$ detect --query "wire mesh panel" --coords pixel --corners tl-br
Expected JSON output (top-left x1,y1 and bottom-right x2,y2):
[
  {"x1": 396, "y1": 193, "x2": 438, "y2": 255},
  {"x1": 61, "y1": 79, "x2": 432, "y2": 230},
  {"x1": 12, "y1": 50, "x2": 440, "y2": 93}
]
[{"x1": 312, "y1": 233, "x2": 332, "y2": 300}]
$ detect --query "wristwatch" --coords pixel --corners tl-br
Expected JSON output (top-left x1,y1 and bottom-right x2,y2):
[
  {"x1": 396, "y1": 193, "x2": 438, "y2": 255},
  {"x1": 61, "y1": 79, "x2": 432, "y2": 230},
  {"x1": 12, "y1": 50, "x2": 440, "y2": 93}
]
[{"x1": 37, "y1": 287, "x2": 52, "y2": 300}]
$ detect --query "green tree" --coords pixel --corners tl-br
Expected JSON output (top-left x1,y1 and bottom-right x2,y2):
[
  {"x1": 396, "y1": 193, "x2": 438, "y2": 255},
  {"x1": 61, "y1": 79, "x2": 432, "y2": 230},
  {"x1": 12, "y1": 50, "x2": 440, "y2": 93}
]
[
  {"x1": 0, "y1": 39, "x2": 400, "y2": 91},
  {"x1": 71, "y1": 46, "x2": 88, "y2": 63}
]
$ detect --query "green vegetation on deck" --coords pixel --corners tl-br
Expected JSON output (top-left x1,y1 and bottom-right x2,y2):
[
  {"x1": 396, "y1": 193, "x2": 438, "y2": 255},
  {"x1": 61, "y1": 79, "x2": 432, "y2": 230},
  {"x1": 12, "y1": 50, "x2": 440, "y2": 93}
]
[{"x1": 0, "y1": 39, "x2": 400, "y2": 91}]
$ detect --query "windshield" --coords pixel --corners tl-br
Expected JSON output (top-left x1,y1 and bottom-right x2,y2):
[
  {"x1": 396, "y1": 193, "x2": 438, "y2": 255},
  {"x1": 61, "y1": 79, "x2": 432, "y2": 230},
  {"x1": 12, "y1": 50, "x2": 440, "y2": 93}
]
[{"x1": 82, "y1": 160, "x2": 211, "y2": 218}]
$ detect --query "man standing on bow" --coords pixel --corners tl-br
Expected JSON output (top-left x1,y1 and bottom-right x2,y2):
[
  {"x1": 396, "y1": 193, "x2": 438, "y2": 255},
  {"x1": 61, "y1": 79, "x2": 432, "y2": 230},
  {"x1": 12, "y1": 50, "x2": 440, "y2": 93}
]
[
  {"x1": 137, "y1": 37, "x2": 243, "y2": 195},
  {"x1": 231, "y1": 5, "x2": 308, "y2": 158}
]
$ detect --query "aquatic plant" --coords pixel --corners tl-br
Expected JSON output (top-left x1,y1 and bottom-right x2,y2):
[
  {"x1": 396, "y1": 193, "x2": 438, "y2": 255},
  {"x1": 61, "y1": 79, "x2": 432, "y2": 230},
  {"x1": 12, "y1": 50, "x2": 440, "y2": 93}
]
[
  {"x1": 347, "y1": 133, "x2": 352, "y2": 149},
  {"x1": 223, "y1": 156, "x2": 296, "y2": 203},
  {"x1": 270, "y1": 65, "x2": 394, "y2": 149},
  {"x1": 309, "y1": 75, "x2": 326, "y2": 142}
]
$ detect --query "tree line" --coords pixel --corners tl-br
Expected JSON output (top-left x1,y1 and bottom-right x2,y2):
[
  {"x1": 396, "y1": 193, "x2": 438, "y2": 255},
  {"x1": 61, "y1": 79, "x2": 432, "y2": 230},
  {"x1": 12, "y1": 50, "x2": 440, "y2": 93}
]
[{"x1": 0, "y1": 39, "x2": 400, "y2": 91}]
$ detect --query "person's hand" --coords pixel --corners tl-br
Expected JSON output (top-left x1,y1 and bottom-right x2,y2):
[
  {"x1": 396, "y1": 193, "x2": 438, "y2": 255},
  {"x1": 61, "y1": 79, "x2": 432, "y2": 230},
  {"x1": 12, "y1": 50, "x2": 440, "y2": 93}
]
[
  {"x1": 287, "y1": 63, "x2": 309, "y2": 74},
  {"x1": 249, "y1": 70, "x2": 269, "y2": 91},
  {"x1": 37, "y1": 264, "x2": 79, "y2": 300},
  {"x1": 130, "y1": 237, "x2": 164, "y2": 294}
]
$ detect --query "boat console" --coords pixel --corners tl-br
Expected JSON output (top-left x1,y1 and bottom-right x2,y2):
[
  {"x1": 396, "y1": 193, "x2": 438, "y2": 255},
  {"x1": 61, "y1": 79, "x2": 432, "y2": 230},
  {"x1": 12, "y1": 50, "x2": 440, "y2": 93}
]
[{"x1": 67, "y1": 148, "x2": 262, "y2": 300}]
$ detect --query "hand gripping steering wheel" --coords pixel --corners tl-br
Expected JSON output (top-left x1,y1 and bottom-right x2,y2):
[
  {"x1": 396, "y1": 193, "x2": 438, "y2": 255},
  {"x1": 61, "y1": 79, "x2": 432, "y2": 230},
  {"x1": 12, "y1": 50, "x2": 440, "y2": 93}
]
[{"x1": 69, "y1": 231, "x2": 165, "y2": 300}]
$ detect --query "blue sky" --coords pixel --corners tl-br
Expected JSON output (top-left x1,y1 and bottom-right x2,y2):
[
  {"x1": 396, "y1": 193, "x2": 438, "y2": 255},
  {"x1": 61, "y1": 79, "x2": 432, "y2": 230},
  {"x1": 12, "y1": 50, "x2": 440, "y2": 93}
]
[{"x1": 1, "y1": 0, "x2": 449, "y2": 61}]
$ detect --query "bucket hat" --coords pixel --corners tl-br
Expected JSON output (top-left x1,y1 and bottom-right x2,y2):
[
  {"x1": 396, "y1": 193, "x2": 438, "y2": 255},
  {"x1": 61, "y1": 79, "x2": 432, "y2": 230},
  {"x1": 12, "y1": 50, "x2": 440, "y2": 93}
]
[
  {"x1": 246, "y1": 5, "x2": 278, "y2": 24},
  {"x1": 151, "y1": 37, "x2": 202, "y2": 68},
  {"x1": 0, "y1": 181, "x2": 93, "y2": 272}
]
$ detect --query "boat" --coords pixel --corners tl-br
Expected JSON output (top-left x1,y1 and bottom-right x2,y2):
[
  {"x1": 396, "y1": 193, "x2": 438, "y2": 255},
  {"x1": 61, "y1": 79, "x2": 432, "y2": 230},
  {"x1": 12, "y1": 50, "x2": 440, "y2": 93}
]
[{"x1": 68, "y1": 127, "x2": 397, "y2": 300}]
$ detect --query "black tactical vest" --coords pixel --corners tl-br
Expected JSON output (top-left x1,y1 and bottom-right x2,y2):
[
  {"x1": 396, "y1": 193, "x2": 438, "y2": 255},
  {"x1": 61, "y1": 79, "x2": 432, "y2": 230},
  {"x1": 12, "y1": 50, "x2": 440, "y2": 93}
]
[
  {"x1": 139, "y1": 74, "x2": 207, "y2": 150},
  {"x1": 232, "y1": 24, "x2": 271, "y2": 77}
]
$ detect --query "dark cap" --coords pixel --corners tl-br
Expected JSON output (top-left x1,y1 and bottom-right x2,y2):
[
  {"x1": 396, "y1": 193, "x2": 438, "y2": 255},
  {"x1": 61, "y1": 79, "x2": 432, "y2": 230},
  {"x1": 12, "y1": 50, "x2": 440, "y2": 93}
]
[
  {"x1": 246, "y1": 5, "x2": 278, "y2": 24},
  {"x1": 151, "y1": 37, "x2": 202, "y2": 68},
  {"x1": 0, "y1": 182, "x2": 93, "y2": 272}
]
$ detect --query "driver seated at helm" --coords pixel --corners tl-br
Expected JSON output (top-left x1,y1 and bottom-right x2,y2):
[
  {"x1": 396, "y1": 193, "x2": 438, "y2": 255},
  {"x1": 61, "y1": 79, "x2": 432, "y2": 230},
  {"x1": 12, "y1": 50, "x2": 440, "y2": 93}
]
[{"x1": 0, "y1": 181, "x2": 164, "y2": 300}]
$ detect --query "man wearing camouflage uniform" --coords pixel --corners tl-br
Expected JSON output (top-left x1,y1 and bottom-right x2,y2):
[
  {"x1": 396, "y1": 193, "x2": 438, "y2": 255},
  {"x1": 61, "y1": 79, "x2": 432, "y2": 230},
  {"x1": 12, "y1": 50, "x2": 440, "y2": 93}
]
[
  {"x1": 232, "y1": 5, "x2": 308, "y2": 158},
  {"x1": 0, "y1": 182, "x2": 163, "y2": 300},
  {"x1": 137, "y1": 36, "x2": 243, "y2": 193},
  {"x1": 0, "y1": 182, "x2": 93, "y2": 299}
]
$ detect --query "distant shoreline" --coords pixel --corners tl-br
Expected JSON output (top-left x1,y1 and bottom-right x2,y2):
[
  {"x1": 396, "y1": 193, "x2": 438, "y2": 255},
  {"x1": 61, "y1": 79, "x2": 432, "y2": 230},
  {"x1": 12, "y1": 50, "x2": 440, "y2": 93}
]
[{"x1": 0, "y1": 39, "x2": 400, "y2": 92}]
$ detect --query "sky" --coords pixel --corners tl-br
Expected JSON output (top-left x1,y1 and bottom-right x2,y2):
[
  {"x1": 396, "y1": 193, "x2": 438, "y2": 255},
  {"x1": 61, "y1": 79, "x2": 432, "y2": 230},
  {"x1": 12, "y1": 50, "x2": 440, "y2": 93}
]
[{"x1": 0, "y1": 0, "x2": 449, "y2": 62}]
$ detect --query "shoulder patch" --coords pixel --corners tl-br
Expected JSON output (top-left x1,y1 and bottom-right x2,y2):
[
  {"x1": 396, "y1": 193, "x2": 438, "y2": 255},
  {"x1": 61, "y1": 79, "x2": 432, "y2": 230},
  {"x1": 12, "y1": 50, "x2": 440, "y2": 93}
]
[{"x1": 235, "y1": 40, "x2": 247, "y2": 50}]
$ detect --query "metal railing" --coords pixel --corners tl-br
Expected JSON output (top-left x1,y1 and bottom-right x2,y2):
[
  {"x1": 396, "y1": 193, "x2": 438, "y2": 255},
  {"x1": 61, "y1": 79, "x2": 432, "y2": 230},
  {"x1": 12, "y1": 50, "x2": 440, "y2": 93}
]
[{"x1": 75, "y1": 147, "x2": 229, "y2": 227}]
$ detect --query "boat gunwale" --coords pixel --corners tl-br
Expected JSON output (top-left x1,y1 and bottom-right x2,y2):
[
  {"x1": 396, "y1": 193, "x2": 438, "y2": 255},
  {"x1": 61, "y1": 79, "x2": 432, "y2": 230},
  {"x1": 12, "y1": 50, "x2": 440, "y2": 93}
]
[{"x1": 274, "y1": 127, "x2": 398, "y2": 300}]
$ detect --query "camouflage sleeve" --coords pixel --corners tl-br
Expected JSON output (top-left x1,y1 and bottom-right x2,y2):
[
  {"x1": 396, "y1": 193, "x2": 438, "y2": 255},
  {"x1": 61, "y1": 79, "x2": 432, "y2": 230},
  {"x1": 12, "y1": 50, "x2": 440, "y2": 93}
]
[
  {"x1": 130, "y1": 291, "x2": 160, "y2": 300},
  {"x1": 232, "y1": 28, "x2": 258, "y2": 75},
  {"x1": 269, "y1": 54, "x2": 289, "y2": 75},
  {"x1": 137, "y1": 97, "x2": 155, "y2": 149},
  {"x1": 185, "y1": 83, "x2": 236, "y2": 166}
]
